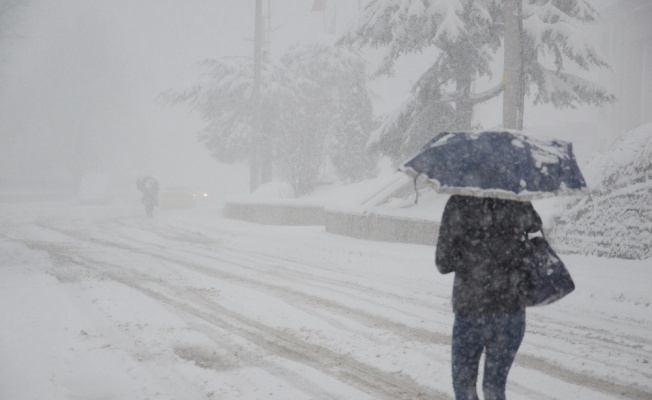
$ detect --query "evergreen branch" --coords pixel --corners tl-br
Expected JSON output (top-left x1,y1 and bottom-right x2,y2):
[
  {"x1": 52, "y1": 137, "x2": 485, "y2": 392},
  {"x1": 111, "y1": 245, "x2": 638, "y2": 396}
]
[{"x1": 469, "y1": 82, "x2": 504, "y2": 104}]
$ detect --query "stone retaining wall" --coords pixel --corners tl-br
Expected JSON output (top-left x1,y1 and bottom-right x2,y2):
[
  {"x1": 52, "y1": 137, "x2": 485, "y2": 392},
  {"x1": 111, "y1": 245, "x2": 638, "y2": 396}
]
[
  {"x1": 223, "y1": 202, "x2": 324, "y2": 226},
  {"x1": 324, "y1": 210, "x2": 439, "y2": 246},
  {"x1": 223, "y1": 201, "x2": 440, "y2": 246}
]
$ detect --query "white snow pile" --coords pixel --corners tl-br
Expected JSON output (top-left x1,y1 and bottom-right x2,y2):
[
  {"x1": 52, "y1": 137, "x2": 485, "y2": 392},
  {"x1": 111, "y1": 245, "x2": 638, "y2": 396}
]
[{"x1": 549, "y1": 122, "x2": 652, "y2": 260}]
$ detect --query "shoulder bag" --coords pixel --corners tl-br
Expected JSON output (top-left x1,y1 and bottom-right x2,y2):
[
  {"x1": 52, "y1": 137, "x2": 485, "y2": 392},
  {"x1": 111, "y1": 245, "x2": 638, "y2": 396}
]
[{"x1": 524, "y1": 235, "x2": 575, "y2": 307}]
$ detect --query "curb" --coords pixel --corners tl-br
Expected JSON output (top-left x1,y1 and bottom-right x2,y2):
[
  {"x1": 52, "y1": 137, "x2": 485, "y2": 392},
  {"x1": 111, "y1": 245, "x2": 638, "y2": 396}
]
[
  {"x1": 223, "y1": 201, "x2": 438, "y2": 246},
  {"x1": 325, "y1": 210, "x2": 439, "y2": 246},
  {"x1": 223, "y1": 201, "x2": 324, "y2": 226}
]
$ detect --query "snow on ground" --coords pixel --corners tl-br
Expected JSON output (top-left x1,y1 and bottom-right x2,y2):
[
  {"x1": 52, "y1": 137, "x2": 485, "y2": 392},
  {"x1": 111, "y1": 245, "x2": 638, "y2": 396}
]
[{"x1": 1, "y1": 198, "x2": 651, "y2": 400}]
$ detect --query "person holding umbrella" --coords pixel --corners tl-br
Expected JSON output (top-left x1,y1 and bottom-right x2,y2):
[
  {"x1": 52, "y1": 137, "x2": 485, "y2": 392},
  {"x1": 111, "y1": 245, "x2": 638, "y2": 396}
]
[
  {"x1": 400, "y1": 131, "x2": 586, "y2": 400},
  {"x1": 137, "y1": 176, "x2": 159, "y2": 218},
  {"x1": 436, "y1": 195, "x2": 541, "y2": 399}
]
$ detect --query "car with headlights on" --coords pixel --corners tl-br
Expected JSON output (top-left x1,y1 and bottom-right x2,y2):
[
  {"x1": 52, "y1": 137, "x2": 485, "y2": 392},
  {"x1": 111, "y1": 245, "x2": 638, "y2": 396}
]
[{"x1": 159, "y1": 187, "x2": 210, "y2": 209}]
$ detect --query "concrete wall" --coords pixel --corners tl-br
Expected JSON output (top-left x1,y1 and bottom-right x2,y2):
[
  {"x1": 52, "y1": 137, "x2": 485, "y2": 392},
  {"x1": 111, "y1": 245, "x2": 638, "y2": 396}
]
[
  {"x1": 223, "y1": 202, "x2": 325, "y2": 226},
  {"x1": 325, "y1": 210, "x2": 439, "y2": 246},
  {"x1": 223, "y1": 201, "x2": 440, "y2": 246}
]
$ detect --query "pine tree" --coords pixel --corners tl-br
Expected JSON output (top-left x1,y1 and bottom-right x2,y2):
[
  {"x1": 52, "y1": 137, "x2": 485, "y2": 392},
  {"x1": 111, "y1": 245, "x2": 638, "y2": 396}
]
[
  {"x1": 341, "y1": 0, "x2": 504, "y2": 133},
  {"x1": 161, "y1": 57, "x2": 290, "y2": 164},
  {"x1": 329, "y1": 81, "x2": 377, "y2": 182},
  {"x1": 367, "y1": 63, "x2": 456, "y2": 161},
  {"x1": 162, "y1": 40, "x2": 375, "y2": 195},
  {"x1": 340, "y1": 0, "x2": 614, "y2": 162},
  {"x1": 522, "y1": 0, "x2": 614, "y2": 108},
  {"x1": 277, "y1": 40, "x2": 376, "y2": 193}
]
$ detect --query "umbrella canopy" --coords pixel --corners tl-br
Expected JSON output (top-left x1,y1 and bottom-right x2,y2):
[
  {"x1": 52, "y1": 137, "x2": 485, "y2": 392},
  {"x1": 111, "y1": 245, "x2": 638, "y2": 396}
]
[
  {"x1": 137, "y1": 176, "x2": 159, "y2": 193},
  {"x1": 399, "y1": 130, "x2": 588, "y2": 201}
]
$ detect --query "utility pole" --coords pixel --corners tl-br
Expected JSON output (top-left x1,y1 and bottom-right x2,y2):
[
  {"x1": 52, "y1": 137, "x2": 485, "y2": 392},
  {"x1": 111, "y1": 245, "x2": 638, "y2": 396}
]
[
  {"x1": 250, "y1": 0, "x2": 263, "y2": 191},
  {"x1": 502, "y1": 0, "x2": 524, "y2": 130},
  {"x1": 260, "y1": 0, "x2": 273, "y2": 184}
]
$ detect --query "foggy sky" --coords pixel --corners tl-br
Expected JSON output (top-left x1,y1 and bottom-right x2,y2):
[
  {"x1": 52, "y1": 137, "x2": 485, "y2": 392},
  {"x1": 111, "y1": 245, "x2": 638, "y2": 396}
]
[{"x1": 0, "y1": 0, "x2": 621, "y2": 197}]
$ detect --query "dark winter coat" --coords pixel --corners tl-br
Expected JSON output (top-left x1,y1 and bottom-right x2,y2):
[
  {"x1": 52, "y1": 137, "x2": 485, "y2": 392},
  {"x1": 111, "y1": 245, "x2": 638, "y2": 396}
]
[
  {"x1": 435, "y1": 195, "x2": 542, "y2": 317},
  {"x1": 137, "y1": 178, "x2": 159, "y2": 207}
]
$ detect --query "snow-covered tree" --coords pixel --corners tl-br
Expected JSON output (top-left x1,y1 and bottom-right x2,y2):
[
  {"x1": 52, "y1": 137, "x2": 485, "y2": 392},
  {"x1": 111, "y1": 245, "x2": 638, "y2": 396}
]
[
  {"x1": 522, "y1": 0, "x2": 614, "y2": 108},
  {"x1": 340, "y1": 0, "x2": 504, "y2": 136},
  {"x1": 367, "y1": 63, "x2": 456, "y2": 161},
  {"x1": 163, "y1": 40, "x2": 376, "y2": 195},
  {"x1": 162, "y1": 57, "x2": 291, "y2": 163},
  {"x1": 340, "y1": 0, "x2": 614, "y2": 162},
  {"x1": 549, "y1": 122, "x2": 652, "y2": 260},
  {"x1": 276, "y1": 41, "x2": 376, "y2": 193},
  {"x1": 328, "y1": 82, "x2": 377, "y2": 182}
]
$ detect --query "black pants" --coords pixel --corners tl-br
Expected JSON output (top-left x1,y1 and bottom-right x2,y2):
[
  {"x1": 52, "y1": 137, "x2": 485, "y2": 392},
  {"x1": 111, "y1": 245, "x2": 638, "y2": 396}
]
[{"x1": 451, "y1": 311, "x2": 526, "y2": 400}]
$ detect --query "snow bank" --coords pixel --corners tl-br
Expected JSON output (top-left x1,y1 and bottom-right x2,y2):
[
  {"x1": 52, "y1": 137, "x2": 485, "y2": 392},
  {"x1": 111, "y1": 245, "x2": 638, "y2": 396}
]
[{"x1": 549, "y1": 122, "x2": 652, "y2": 259}]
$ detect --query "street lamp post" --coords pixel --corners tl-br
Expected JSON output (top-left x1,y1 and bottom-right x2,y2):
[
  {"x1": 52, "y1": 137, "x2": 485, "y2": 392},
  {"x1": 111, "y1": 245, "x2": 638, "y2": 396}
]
[{"x1": 250, "y1": 0, "x2": 263, "y2": 191}]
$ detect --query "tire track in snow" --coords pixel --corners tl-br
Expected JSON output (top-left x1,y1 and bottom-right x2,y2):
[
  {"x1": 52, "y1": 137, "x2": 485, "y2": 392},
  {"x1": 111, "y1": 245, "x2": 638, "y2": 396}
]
[
  {"x1": 67, "y1": 219, "x2": 454, "y2": 342},
  {"x1": 113, "y1": 219, "x2": 652, "y2": 370},
  {"x1": 22, "y1": 237, "x2": 449, "y2": 400},
  {"x1": 26, "y1": 219, "x2": 652, "y2": 400},
  {"x1": 37, "y1": 220, "x2": 452, "y2": 346},
  {"x1": 524, "y1": 321, "x2": 652, "y2": 384},
  {"x1": 516, "y1": 353, "x2": 651, "y2": 400},
  {"x1": 19, "y1": 240, "x2": 361, "y2": 400},
  {"x1": 114, "y1": 218, "x2": 451, "y2": 312}
]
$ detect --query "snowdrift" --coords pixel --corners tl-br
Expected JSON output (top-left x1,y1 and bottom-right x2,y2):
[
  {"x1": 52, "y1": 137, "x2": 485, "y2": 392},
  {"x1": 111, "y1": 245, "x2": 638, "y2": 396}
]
[{"x1": 549, "y1": 122, "x2": 652, "y2": 260}]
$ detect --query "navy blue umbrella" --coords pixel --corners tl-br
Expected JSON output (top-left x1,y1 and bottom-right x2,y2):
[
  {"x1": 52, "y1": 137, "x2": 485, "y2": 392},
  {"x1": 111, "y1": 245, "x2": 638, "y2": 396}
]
[{"x1": 399, "y1": 131, "x2": 588, "y2": 200}]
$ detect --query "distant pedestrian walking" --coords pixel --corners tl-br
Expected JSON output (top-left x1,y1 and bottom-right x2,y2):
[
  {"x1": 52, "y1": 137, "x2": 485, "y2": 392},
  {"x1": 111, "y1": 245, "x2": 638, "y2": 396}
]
[{"x1": 137, "y1": 176, "x2": 159, "y2": 218}]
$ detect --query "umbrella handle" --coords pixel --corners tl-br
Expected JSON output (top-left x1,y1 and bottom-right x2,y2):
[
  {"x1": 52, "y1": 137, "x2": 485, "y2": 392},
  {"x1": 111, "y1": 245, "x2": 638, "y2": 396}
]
[{"x1": 413, "y1": 175, "x2": 420, "y2": 204}]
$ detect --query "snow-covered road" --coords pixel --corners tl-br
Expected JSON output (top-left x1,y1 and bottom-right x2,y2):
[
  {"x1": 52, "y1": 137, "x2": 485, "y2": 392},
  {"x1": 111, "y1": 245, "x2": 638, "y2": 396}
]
[{"x1": 1, "y1": 202, "x2": 650, "y2": 399}]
